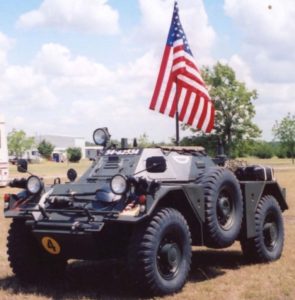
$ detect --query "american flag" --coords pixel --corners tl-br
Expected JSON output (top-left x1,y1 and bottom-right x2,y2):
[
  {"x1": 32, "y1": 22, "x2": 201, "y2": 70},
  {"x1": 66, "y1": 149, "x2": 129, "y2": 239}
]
[{"x1": 149, "y1": 1, "x2": 215, "y2": 133}]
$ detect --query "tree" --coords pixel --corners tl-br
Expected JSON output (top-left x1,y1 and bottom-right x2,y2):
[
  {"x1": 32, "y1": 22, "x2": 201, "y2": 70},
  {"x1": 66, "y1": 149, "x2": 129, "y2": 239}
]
[
  {"x1": 37, "y1": 140, "x2": 55, "y2": 159},
  {"x1": 7, "y1": 129, "x2": 35, "y2": 158},
  {"x1": 273, "y1": 113, "x2": 295, "y2": 164},
  {"x1": 138, "y1": 133, "x2": 151, "y2": 148},
  {"x1": 180, "y1": 134, "x2": 218, "y2": 156},
  {"x1": 200, "y1": 63, "x2": 261, "y2": 157},
  {"x1": 66, "y1": 147, "x2": 82, "y2": 162}
]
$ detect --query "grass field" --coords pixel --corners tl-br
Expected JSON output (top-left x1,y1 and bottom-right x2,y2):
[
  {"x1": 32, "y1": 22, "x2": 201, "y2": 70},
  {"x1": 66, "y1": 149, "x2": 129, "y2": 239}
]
[{"x1": 0, "y1": 159, "x2": 294, "y2": 300}]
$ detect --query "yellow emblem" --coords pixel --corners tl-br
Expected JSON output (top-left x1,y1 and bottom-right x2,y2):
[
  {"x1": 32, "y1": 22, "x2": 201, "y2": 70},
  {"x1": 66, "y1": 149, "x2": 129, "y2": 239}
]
[{"x1": 41, "y1": 237, "x2": 61, "y2": 255}]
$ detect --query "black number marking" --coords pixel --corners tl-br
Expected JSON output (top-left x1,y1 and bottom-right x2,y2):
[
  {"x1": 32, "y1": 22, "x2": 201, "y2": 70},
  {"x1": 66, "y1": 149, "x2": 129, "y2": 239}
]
[{"x1": 47, "y1": 239, "x2": 57, "y2": 252}]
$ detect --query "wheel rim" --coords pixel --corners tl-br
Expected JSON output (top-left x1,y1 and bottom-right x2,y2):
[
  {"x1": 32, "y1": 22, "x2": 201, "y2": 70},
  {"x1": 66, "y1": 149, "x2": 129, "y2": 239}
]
[
  {"x1": 216, "y1": 188, "x2": 235, "y2": 230},
  {"x1": 263, "y1": 212, "x2": 279, "y2": 251},
  {"x1": 157, "y1": 235, "x2": 182, "y2": 280}
]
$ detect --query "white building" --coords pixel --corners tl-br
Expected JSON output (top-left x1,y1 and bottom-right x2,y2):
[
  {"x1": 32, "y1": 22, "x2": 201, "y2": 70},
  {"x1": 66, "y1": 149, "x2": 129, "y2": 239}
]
[{"x1": 36, "y1": 134, "x2": 86, "y2": 161}]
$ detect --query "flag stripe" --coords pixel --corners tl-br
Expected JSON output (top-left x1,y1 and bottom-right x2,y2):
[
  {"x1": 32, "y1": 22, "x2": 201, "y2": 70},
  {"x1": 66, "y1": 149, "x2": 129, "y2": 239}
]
[
  {"x1": 149, "y1": 2, "x2": 215, "y2": 133},
  {"x1": 192, "y1": 96, "x2": 204, "y2": 128},
  {"x1": 183, "y1": 92, "x2": 196, "y2": 124},
  {"x1": 169, "y1": 85, "x2": 182, "y2": 117},
  {"x1": 160, "y1": 75, "x2": 174, "y2": 113},
  {"x1": 149, "y1": 46, "x2": 171, "y2": 110},
  {"x1": 179, "y1": 89, "x2": 191, "y2": 121}
]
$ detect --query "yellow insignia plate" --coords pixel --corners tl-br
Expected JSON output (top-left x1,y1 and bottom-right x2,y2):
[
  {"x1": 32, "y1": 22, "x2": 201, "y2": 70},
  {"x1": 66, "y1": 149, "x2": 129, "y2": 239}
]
[{"x1": 41, "y1": 236, "x2": 61, "y2": 255}]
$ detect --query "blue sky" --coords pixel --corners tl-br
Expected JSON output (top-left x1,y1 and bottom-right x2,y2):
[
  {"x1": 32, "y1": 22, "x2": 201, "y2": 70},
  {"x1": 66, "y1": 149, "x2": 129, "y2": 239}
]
[{"x1": 0, "y1": 0, "x2": 294, "y2": 143}]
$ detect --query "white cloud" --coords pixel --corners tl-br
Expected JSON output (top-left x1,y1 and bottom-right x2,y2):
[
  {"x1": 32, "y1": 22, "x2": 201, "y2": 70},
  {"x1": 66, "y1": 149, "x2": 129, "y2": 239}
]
[
  {"x1": 134, "y1": 0, "x2": 216, "y2": 65},
  {"x1": 0, "y1": 32, "x2": 14, "y2": 67},
  {"x1": 34, "y1": 43, "x2": 115, "y2": 89},
  {"x1": 224, "y1": 0, "x2": 295, "y2": 82},
  {"x1": 16, "y1": 0, "x2": 119, "y2": 35},
  {"x1": 223, "y1": 0, "x2": 295, "y2": 139}
]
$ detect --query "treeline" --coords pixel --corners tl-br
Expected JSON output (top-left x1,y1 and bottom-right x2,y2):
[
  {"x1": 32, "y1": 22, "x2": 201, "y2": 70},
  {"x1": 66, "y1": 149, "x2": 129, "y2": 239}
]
[{"x1": 180, "y1": 135, "x2": 291, "y2": 159}]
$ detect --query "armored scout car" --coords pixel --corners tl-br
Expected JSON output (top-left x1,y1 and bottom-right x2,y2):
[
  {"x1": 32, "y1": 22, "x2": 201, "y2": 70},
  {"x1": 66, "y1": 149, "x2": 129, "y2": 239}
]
[{"x1": 4, "y1": 127, "x2": 288, "y2": 295}]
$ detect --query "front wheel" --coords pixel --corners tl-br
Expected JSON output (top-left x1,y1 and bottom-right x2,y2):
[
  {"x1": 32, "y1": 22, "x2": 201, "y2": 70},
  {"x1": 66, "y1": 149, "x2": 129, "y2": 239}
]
[
  {"x1": 241, "y1": 195, "x2": 284, "y2": 262},
  {"x1": 128, "y1": 208, "x2": 192, "y2": 295},
  {"x1": 7, "y1": 219, "x2": 67, "y2": 283}
]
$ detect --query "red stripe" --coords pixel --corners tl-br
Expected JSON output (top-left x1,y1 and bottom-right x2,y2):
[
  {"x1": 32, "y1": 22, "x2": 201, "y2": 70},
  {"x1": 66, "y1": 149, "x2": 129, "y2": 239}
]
[
  {"x1": 173, "y1": 45, "x2": 183, "y2": 53},
  {"x1": 149, "y1": 46, "x2": 171, "y2": 110},
  {"x1": 187, "y1": 94, "x2": 200, "y2": 125},
  {"x1": 197, "y1": 98, "x2": 209, "y2": 130},
  {"x1": 173, "y1": 56, "x2": 201, "y2": 75},
  {"x1": 177, "y1": 74, "x2": 209, "y2": 101},
  {"x1": 206, "y1": 104, "x2": 215, "y2": 132},
  {"x1": 179, "y1": 90, "x2": 191, "y2": 121},
  {"x1": 159, "y1": 75, "x2": 174, "y2": 114},
  {"x1": 177, "y1": 68, "x2": 206, "y2": 87},
  {"x1": 169, "y1": 85, "x2": 182, "y2": 117}
]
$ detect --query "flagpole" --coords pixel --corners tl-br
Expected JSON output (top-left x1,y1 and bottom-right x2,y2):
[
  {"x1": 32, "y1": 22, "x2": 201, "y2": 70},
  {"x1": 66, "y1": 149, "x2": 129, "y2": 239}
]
[
  {"x1": 175, "y1": 111, "x2": 179, "y2": 146},
  {"x1": 175, "y1": 84, "x2": 180, "y2": 146}
]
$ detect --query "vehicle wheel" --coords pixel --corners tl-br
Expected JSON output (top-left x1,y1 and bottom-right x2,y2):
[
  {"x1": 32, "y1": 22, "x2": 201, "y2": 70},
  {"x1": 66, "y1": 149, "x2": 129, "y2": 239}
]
[
  {"x1": 240, "y1": 195, "x2": 284, "y2": 262},
  {"x1": 7, "y1": 219, "x2": 67, "y2": 283},
  {"x1": 128, "y1": 208, "x2": 191, "y2": 295},
  {"x1": 200, "y1": 168, "x2": 243, "y2": 248}
]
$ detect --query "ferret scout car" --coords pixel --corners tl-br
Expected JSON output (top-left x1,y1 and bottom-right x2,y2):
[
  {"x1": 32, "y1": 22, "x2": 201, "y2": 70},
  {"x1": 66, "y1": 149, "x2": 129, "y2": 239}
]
[{"x1": 4, "y1": 127, "x2": 288, "y2": 295}]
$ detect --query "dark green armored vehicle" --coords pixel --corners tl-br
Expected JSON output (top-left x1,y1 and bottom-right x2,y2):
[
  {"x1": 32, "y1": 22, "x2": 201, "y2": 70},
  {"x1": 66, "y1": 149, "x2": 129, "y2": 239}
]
[{"x1": 4, "y1": 127, "x2": 288, "y2": 295}]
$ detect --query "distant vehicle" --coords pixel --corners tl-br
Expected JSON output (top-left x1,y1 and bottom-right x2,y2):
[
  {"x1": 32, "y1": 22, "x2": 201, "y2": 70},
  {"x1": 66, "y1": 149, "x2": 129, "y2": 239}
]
[
  {"x1": 0, "y1": 116, "x2": 9, "y2": 187},
  {"x1": 85, "y1": 146, "x2": 103, "y2": 161}
]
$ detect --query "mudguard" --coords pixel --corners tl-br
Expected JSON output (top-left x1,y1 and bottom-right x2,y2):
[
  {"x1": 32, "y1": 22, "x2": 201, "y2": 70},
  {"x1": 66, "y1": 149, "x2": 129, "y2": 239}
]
[{"x1": 240, "y1": 181, "x2": 287, "y2": 239}]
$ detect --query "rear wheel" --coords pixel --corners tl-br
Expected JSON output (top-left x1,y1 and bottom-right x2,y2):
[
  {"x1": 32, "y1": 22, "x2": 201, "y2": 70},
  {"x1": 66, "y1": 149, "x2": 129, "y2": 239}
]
[
  {"x1": 128, "y1": 208, "x2": 191, "y2": 295},
  {"x1": 241, "y1": 195, "x2": 284, "y2": 262},
  {"x1": 7, "y1": 219, "x2": 67, "y2": 283},
  {"x1": 199, "y1": 168, "x2": 243, "y2": 248}
]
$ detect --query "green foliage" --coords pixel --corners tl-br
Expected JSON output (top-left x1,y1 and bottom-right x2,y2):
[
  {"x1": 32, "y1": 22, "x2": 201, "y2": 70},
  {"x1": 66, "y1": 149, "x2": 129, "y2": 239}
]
[
  {"x1": 273, "y1": 113, "x2": 295, "y2": 164},
  {"x1": 200, "y1": 63, "x2": 261, "y2": 157},
  {"x1": 66, "y1": 147, "x2": 82, "y2": 162},
  {"x1": 251, "y1": 141, "x2": 274, "y2": 159},
  {"x1": 138, "y1": 133, "x2": 151, "y2": 147},
  {"x1": 180, "y1": 134, "x2": 218, "y2": 156},
  {"x1": 7, "y1": 129, "x2": 35, "y2": 157},
  {"x1": 37, "y1": 140, "x2": 55, "y2": 159}
]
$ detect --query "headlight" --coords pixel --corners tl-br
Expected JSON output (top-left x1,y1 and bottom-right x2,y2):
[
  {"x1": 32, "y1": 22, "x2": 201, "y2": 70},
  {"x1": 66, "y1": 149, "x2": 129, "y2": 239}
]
[
  {"x1": 93, "y1": 127, "x2": 110, "y2": 146},
  {"x1": 26, "y1": 176, "x2": 43, "y2": 194},
  {"x1": 110, "y1": 174, "x2": 128, "y2": 195}
]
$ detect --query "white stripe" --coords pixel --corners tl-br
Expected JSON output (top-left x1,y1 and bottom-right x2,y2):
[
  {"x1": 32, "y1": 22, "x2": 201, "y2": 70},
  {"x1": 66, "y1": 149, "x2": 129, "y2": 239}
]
[
  {"x1": 172, "y1": 62, "x2": 205, "y2": 84},
  {"x1": 173, "y1": 50, "x2": 185, "y2": 60},
  {"x1": 178, "y1": 75, "x2": 210, "y2": 98},
  {"x1": 192, "y1": 97, "x2": 205, "y2": 128},
  {"x1": 183, "y1": 93, "x2": 196, "y2": 124},
  {"x1": 177, "y1": 88, "x2": 187, "y2": 116},
  {"x1": 164, "y1": 84, "x2": 176, "y2": 116},
  {"x1": 172, "y1": 61, "x2": 185, "y2": 71},
  {"x1": 173, "y1": 39, "x2": 183, "y2": 47},
  {"x1": 155, "y1": 48, "x2": 173, "y2": 112},
  {"x1": 201, "y1": 101, "x2": 212, "y2": 131},
  {"x1": 171, "y1": 51, "x2": 205, "y2": 84}
]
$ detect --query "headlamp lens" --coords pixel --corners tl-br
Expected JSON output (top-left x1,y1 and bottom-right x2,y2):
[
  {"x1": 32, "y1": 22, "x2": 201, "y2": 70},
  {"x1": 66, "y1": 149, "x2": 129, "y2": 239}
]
[
  {"x1": 27, "y1": 176, "x2": 42, "y2": 194},
  {"x1": 110, "y1": 174, "x2": 128, "y2": 195}
]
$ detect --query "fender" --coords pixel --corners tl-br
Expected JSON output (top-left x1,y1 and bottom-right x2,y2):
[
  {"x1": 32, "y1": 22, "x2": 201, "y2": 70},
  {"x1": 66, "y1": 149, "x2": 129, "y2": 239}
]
[{"x1": 240, "y1": 181, "x2": 288, "y2": 239}]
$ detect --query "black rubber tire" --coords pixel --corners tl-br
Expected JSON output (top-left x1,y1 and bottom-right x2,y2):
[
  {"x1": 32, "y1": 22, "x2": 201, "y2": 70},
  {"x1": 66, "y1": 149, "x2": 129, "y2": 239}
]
[
  {"x1": 7, "y1": 219, "x2": 67, "y2": 283},
  {"x1": 128, "y1": 208, "x2": 192, "y2": 296},
  {"x1": 240, "y1": 195, "x2": 284, "y2": 262},
  {"x1": 199, "y1": 168, "x2": 243, "y2": 248}
]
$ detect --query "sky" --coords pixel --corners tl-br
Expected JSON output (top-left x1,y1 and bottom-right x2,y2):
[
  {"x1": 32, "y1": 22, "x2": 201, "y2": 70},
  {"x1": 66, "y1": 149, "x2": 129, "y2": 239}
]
[{"x1": 0, "y1": 0, "x2": 294, "y2": 143}]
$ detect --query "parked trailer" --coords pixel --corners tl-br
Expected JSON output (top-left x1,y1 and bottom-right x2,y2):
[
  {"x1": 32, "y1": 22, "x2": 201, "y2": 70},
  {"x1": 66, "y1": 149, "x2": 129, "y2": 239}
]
[{"x1": 0, "y1": 116, "x2": 9, "y2": 187}]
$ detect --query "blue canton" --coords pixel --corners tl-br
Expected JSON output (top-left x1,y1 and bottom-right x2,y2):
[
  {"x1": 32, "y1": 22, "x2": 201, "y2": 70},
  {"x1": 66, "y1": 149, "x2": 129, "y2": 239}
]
[{"x1": 167, "y1": 1, "x2": 193, "y2": 56}]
